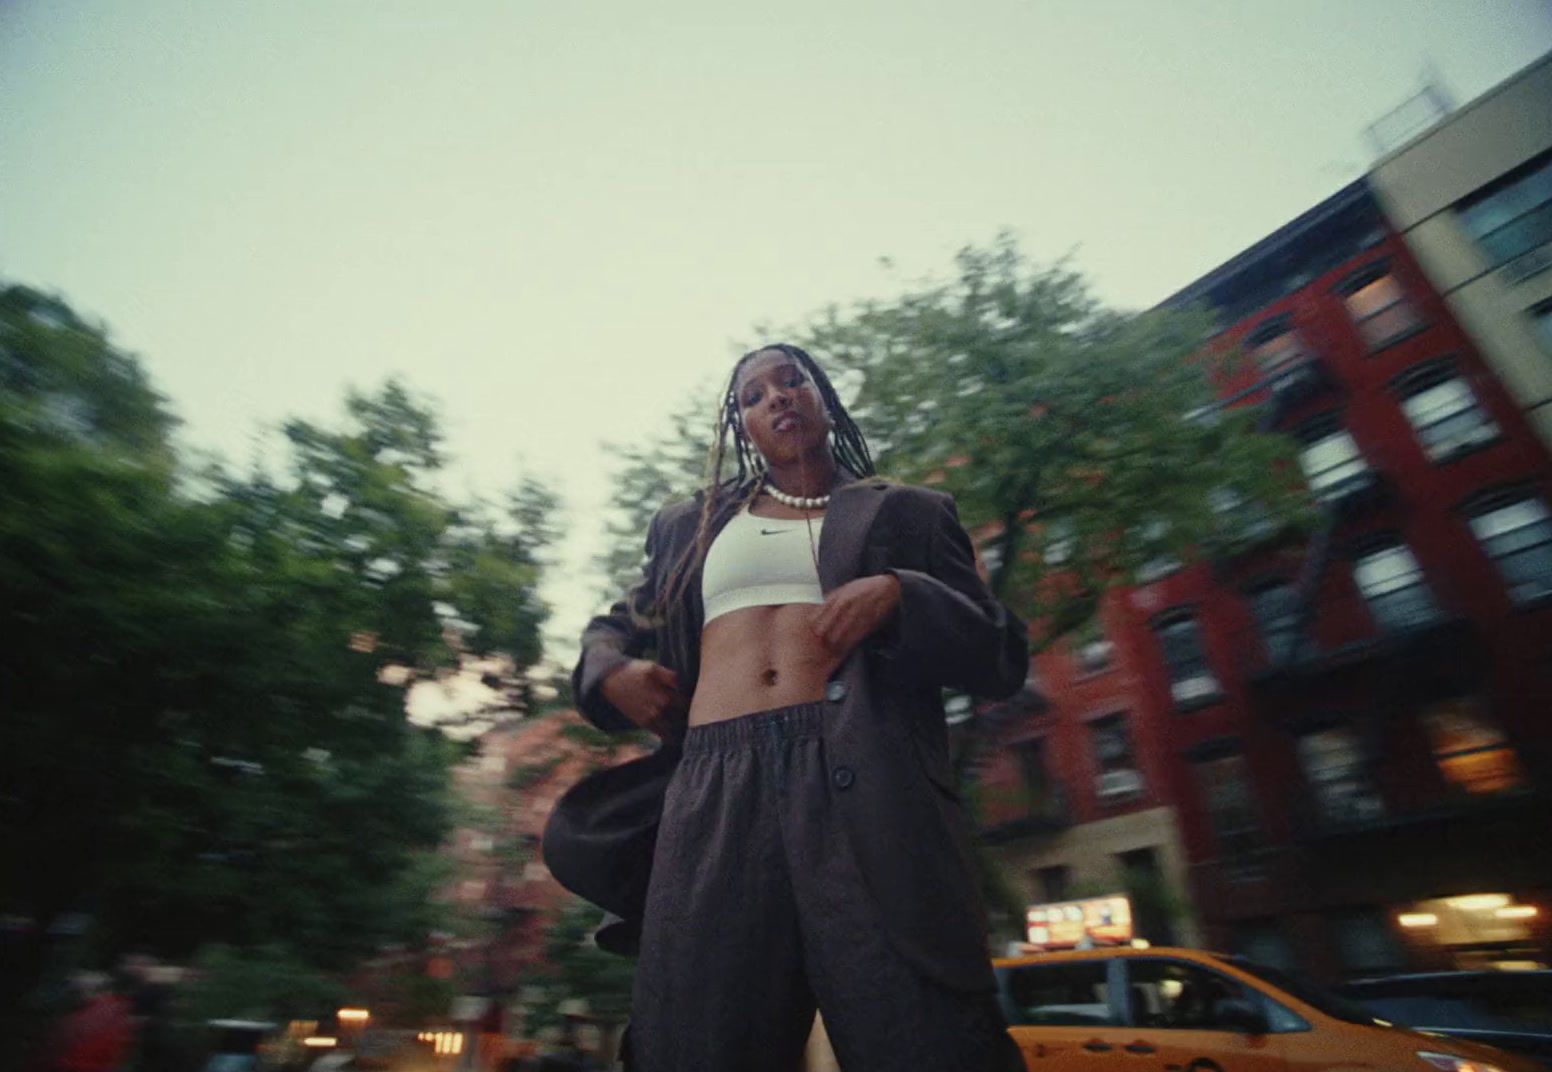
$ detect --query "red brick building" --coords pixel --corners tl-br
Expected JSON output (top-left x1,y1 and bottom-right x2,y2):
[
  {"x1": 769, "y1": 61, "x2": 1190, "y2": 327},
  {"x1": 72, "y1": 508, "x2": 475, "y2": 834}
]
[{"x1": 978, "y1": 179, "x2": 1552, "y2": 980}]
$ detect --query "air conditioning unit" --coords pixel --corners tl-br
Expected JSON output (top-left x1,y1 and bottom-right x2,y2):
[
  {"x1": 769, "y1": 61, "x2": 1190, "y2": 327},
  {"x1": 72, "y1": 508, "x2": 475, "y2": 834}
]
[{"x1": 1097, "y1": 769, "x2": 1144, "y2": 799}]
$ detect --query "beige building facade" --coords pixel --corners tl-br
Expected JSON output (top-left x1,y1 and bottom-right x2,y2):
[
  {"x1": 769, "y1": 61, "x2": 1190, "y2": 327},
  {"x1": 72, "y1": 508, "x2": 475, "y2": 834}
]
[
  {"x1": 1368, "y1": 52, "x2": 1552, "y2": 445},
  {"x1": 985, "y1": 805, "x2": 1202, "y2": 951}
]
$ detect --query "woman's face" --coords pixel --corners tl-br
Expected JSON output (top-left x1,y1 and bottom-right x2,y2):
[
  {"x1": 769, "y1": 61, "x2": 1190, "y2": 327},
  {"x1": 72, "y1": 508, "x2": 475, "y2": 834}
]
[{"x1": 734, "y1": 349, "x2": 831, "y2": 467}]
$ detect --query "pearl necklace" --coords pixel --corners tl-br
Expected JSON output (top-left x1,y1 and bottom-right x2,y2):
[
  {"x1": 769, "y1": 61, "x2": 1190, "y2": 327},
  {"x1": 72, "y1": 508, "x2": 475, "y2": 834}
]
[{"x1": 762, "y1": 479, "x2": 830, "y2": 510}]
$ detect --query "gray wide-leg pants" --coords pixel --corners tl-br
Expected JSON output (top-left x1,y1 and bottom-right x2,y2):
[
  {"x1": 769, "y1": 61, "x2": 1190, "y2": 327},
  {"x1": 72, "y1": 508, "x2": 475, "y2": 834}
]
[{"x1": 627, "y1": 703, "x2": 1023, "y2": 1072}]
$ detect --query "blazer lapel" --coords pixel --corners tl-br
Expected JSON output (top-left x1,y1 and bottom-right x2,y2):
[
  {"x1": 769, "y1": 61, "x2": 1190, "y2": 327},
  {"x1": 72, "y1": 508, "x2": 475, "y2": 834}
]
[{"x1": 818, "y1": 473, "x2": 889, "y2": 593}]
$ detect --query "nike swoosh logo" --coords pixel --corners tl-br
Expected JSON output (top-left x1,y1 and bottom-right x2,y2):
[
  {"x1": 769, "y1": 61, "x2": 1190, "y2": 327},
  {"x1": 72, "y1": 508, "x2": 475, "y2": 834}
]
[{"x1": 759, "y1": 528, "x2": 797, "y2": 535}]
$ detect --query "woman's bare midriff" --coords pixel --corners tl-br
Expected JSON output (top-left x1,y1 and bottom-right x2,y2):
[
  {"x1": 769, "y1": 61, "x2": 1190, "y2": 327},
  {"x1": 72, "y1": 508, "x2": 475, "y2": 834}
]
[{"x1": 687, "y1": 604, "x2": 842, "y2": 726}]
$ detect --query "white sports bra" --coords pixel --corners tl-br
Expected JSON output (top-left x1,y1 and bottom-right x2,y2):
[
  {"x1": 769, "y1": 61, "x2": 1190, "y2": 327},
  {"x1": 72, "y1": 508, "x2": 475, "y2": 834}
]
[{"x1": 701, "y1": 505, "x2": 824, "y2": 625}]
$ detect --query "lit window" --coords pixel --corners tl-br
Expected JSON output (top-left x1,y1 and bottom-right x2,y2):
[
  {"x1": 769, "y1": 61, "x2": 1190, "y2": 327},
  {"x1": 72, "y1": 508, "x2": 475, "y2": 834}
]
[
  {"x1": 1394, "y1": 363, "x2": 1499, "y2": 461},
  {"x1": 1352, "y1": 540, "x2": 1441, "y2": 631},
  {"x1": 1153, "y1": 614, "x2": 1221, "y2": 708},
  {"x1": 1421, "y1": 697, "x2": 1525, "y2": 795},
  {"x1": 1298, "y1": 426, "x2": 1372, "y2": 502},
  {"x1": 1090, "y1": 715, "x2": 1144, "y2": 801},
  {"x1": 1341, "y1": 270, "x2": 1423, "y2": 349},
  {"x1": 1297, "y1": 727, "x2": 1384, "y2": 827},
  {"x1": 1467, "y1": 493, "x2": 1552, "y2": 605},
  {"x1": 1247, "y1": 321, "x2": 1314, "y2": 389},
  {"x1": 1457, "y1": 153, "x2": 1552, "y2": 268}
]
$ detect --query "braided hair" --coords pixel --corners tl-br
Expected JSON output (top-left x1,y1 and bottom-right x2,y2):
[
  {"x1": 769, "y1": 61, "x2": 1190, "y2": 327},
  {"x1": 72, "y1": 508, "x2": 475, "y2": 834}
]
[{"x1": 647, "y1": 344, "x2": 877, "y2": 651}]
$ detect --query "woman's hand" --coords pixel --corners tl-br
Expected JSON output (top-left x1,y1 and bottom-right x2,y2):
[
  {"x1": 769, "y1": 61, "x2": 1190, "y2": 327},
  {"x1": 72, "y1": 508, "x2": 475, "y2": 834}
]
[
  {"x1": 811, "y1": 574, "x2": 901, "y2": 659},
  {"x1": 599, "y1": 659, "x2": 686, "y2": 738}
]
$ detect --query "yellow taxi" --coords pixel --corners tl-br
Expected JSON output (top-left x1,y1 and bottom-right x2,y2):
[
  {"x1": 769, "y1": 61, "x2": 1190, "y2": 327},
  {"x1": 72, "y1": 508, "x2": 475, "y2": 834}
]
[{"x1": 994, "y1": 947, "x2": 1542, "y2": 1071}]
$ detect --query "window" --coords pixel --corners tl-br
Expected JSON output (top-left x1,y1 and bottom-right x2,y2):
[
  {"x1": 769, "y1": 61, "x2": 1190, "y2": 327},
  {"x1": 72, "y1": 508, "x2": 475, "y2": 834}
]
[
  {"x1": 1212, "y1": 487, "x2": 1276, "y2": 543},
  {"x1": 1247, "y1": 320, "x2": 1314, "y2": 390},
  {"x1": 1043, "y1": 519, "x2": 1074, "y2": 565},
  {"x1": 1297, "y1": 422, "x2": 1372, "y2": 503},
  {"x1": 1075, "y1": 638, "x2": 1114, "y2": 674},
  {"x1": 1297, "y1": 727, "x2": 1385, "y2": 827},
  {"x1": 1421, "y1": 697, "x2": 1526, "y2": 795},
  {"x1": 1014, "y1": 738, "x2": 1063, "y2": 820},
  {"x1": 1134, "y1": 518, "x2": 1180, "y2": 583},
  {"x1": 1457, "y1": 152, "x2": 1552, "y2": 268},
  {"x1": 1194, "y1": 751, "x2": 1260, "y2": 846},
  {"x1": 1249, "y1": 581, "x2": 1303, "y2": 664},
  {"x1": 1340, "y1": 267, "x2": 1423, "y2": 349},
  {"x1": 1467, "y1": 493, "x2": 1552, "y2": 605},
  {"x1": 1394, "y1": 362, "x2": 1499, "y2": 461},
  {"x1": 1035, "y1": 864, "x2": 1072, "y2": 903},
  {"x1": 1001, "y1": 961, "x2": 1115, "y2": 1027},
  {"x1": 1090, "y1": 714, "x2": 1144, "y2": 801},
  {"x1": 1352, "y1": 540, "x2": 1441, "y2": 630},
  {"x1": 1126, "y1": 959, "x2": 1250, "y2": 1030},
  {"x1": 468, "y1": 833, "x2": 495, "y2": 853},
  {"x1": 1154, "y1": 614, "x2": 1221, "y2": 708}
]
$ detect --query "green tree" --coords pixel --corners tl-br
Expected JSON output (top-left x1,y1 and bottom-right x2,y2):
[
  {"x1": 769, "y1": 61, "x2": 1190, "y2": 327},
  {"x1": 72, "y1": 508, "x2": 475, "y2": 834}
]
[
  {"x1": 800, "y1": 236, "x2": 1312, "y2": 640},
  {"x1": 523, "y1": 900, "x2": 635, "y2": 1036},
  {"x1": 0, "y1": 284, "x2": 559, "y2": 1029}
]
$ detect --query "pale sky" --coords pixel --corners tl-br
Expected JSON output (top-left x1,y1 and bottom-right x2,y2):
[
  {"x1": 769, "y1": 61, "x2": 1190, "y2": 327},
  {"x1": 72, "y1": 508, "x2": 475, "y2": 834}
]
[{"x1": 3, "y1": 1, "x2": 1550, "y2": 669}]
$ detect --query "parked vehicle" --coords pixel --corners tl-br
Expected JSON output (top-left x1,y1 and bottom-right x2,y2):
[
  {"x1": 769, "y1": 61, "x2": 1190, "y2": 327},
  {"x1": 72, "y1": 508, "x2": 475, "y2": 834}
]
[
  {"x1": 1339, "y1": 971, "x2": 1552, "y2": 1061},
  {"x1": 993, "y1": 948, "x2": 1543, "y2": 1070}
]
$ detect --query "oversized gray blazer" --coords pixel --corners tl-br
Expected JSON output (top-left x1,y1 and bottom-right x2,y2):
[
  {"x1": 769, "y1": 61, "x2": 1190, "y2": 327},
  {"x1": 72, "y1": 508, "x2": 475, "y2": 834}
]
[{"x1": 565, "y1": 471, "x2": 1030, "y2": 993}]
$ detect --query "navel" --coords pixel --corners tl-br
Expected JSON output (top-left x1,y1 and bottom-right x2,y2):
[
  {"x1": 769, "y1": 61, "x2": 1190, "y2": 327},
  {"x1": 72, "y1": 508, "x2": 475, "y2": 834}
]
[{"x1": 760, "y1": 667, "x2": 778, "y2": 687}]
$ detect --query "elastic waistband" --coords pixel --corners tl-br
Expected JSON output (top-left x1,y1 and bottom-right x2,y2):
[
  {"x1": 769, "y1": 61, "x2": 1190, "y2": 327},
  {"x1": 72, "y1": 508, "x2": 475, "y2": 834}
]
[{"x1": 682, "y1": 702, "x2": 827, "y2": 753}]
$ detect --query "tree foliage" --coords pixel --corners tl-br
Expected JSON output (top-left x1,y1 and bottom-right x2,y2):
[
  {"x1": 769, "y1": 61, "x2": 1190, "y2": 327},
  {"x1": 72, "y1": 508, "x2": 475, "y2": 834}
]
[
  {"x1": 800, "y1": 236, "x2": 1313, "y2": 644},
  {"x1": 0, "y1": 284, "x2": 560, "y2": 1009}
]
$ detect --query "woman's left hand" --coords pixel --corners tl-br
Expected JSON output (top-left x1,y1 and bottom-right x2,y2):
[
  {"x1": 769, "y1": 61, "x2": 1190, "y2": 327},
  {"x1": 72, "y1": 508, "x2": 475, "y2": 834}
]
[{"x1": 811, "y1": 574, "x2": 901, "y2": 657}]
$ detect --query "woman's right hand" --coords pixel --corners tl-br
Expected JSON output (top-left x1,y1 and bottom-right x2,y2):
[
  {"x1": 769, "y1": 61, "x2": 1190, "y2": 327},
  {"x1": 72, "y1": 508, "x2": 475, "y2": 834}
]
[{"x1": 599, "y1": 659, "x2": 686, "y2": 738}]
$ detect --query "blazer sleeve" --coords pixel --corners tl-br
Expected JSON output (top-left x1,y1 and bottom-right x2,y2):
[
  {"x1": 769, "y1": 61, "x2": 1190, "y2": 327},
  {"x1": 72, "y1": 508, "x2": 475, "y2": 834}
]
[
  {"x1": 883, "y1": 490, "x2": 1030, "y2": 700},
  {"x1": 572, "y1": 509, "x2": 667, "y2": 733}
]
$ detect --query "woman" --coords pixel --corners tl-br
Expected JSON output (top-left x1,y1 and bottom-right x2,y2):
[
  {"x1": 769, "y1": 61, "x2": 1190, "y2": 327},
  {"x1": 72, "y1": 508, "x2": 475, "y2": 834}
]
[{"x1": 565, "y1": 344, "x2": 1029, "y2": 1072}]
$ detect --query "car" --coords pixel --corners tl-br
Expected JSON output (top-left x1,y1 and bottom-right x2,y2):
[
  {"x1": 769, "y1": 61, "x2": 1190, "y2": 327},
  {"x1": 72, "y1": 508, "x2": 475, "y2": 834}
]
[
  {"x1": 993, "y1": 947, "x2": 1545, "y2": 1071},
  {"x1": 1339, "y1": 971, "x2": 1552, "y2": 1061}
]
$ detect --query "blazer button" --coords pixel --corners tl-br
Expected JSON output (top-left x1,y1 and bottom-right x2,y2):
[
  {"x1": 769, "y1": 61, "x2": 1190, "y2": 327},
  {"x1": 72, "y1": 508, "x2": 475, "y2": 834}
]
[
  {"x1": 825, "y1": 680, "x2": 849, "y2": 703},
  {"x1": 832, "y1": 766, "x2": 855, "y2": 790}
]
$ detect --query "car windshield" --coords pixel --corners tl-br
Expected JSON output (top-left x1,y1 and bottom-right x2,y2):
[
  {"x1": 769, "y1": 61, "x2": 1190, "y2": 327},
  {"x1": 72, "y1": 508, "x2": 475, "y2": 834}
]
[{"x1": 1225, "y1": 956, "x2": 1380, "y2": 1026}]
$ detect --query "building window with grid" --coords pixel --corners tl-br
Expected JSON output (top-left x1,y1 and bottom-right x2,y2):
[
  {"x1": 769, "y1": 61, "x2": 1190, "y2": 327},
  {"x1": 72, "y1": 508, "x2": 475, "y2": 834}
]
[
  {"x1": 1420, "y1": 697, "x2": 1526, "y2": 795},
  {"x1": 1352, "y1": 539, "x2": 1441, "y2": 631},
  {"x1": 1466, "y1": 491, "x2": 1552, "y2": 605},
  {"x1": 1090, "y1": 714, "x2": 1144, "y2": 802},
  {"x1": 1393, "y1": 361, "x2": 1500, "y2": 461},
  {"x1": 1249, "y1": 580, "x2": 1303, "y2": 664},
  {"x1": 1457, "y1": 151, "x2": 1552, "y2": 270},
  {"x1": 1296, "y1": 726, "x2": 1385, "y2": 828},
  {"x1": 1153, "y1": 612, "x2": 1222, "y2": 708},
  {"x1": 1339, "y1": 266, "x2": 1423, "y2": 350},
  {"x1": 1193, "y1": 750, "x2": 1261, "y2": 850},
  {"x1": 1297, "y1": 417, "x2": 1373, "y2": 503}
]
